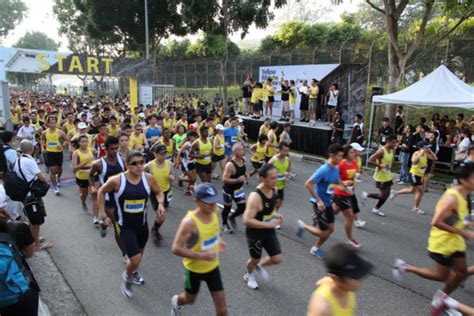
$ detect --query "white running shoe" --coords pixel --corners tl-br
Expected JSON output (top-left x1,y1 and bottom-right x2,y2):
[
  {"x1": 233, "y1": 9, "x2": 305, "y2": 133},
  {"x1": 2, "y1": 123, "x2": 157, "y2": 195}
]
[
  {"x1": 362, "y1": 191, "x2": 368, "y2": 200},
  {"x1": 121, "y1": 271, "x2": 133, "y2": 298},
  {"x1": 354, "y1": 219, "x2": 366, "y2": 228},
  {"x1": 54, "y1": 187, "x2": 60, "y2": 196},
  {"x1": 412, "y1": 207, "x2": 425, "y2": 215},
  {"x1": 221, "y1": 224, "x2": 233, "y2": 234},
  {"x1": 93, "y1": 217, "x2": 100, "y2": 225},
  {"x1": 256, "y1": 264, "x2": 270, "y2": 281},
  {"x1": 275, "y1": 224, "x2": 281, "y2": 230},
  {"x1": 295, "y1": 219, "x2": 305, "y2": 238},
  {"x1": 171, "y1": 294, "x2": 182, "y2": 316},
  {"x1": 346, "y1": 239, "x2": 362, "y2": 248},
  {"x1": 244, "y1": 272, "x2": 259, "y2": 290},
  {"x1": 392, "y1": 258, "x2": 407, "y2": 281},
  {"x1": 389, "y1": 190, "x2": 396, "y2": 200},
  {"x1": 371, "y1": 208, "x2": 386, "y2": 217}
]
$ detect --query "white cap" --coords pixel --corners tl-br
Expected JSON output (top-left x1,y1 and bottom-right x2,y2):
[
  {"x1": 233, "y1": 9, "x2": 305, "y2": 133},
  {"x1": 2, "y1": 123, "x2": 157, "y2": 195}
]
[
  {"x1": 138, "y1": 112, "x2": 145, "y2": 118},
  {"x1": 78, "y1": 122, "x2": 87, "y2": 129},
  {"x1": 216, "y1": 124, "x2": 225, "y2": 131},
  {"x1": 350, "y1": 142, "x2": 365, "y2": 152}
]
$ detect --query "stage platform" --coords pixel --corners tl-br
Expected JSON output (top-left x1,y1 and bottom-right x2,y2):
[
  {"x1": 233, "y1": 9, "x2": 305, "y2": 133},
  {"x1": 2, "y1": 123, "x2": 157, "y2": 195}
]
[{"x1": 240, "y1": 115, "x2": 350, "y2": 157}]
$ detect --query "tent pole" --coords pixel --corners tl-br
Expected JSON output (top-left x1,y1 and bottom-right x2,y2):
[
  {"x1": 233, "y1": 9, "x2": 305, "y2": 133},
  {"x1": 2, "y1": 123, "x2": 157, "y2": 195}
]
[{"x1": 366, "y1": 101, "x2": 376, "y2": 167}]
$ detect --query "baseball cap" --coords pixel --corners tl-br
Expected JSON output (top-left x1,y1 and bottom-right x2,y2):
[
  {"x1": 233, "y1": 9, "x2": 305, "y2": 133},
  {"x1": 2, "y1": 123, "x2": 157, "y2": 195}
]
[
  {"x1": 416, "y1": 141, "x2": 429, "y2": 148},
  {"x1": 216, "y1": 124, "x2": 225, "y2": 131},
  {"x1": 78, "y1": 122, "x2": 87, "y2": 129},
  {"x1": 153, "y1": 144, "x2": 167, "y2": 154},
  {"x1": 350, "y1": 143, "x2": 365, "y2": 152},
  {"x1": 193, "y1": 183, "x2": 220, "y2": 204},
  {"x1": 325, "y1": 244, "x2": 373, "y2": 280}
]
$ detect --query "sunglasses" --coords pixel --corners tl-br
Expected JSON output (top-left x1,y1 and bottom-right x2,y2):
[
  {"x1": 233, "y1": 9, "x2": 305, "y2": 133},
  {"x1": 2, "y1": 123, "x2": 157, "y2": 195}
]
[{"x1": 129, "y1": 160, "x2": 145, "y2": 166}]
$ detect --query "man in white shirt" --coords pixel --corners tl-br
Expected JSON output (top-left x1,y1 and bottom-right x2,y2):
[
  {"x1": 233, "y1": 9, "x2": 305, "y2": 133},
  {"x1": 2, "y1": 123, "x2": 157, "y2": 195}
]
[
  {"x1": 1, "y1": 131, "x2": 17, "y2": 171},
  {"x1": 16, "y1": 116, "x2": 38, "y2": 161},
  {"x1": 13, "y1": 140, "x2": 52, "y2": 251}
]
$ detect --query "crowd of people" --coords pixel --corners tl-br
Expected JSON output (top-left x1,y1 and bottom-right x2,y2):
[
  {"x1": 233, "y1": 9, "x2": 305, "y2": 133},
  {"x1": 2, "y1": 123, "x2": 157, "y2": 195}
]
[{"x1": 0, "y1": 90, "x2": 473, "y2": 316}]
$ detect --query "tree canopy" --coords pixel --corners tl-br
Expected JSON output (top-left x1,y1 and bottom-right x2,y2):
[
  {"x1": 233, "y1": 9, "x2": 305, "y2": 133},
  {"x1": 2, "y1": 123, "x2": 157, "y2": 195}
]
[{"x1": 0, "y1": 0, "x2": 27, "y2": 37}]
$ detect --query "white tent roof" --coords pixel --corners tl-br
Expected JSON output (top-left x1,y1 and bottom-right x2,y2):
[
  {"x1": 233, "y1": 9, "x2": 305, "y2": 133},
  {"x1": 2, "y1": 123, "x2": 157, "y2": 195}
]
[{"x1": 373, "y1": 65, "x2": 474, "y2": 108}]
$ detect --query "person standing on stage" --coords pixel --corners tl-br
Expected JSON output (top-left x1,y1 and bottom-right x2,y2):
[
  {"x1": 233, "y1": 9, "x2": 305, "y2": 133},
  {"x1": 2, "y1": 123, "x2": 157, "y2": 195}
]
[
  {"x1": 299, "y1": 80, "x2": 309, "y2": 123},
  {"x1": 308, "y1": 79, "x2": 319, "y2": 126},
  {"x1": 331, "y1": 110, "x2": 345, "y2": 145}
]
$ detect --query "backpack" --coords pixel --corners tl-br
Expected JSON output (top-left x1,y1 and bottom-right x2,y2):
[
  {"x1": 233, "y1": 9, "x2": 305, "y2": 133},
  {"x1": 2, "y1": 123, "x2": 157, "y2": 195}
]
[
  {"x1": 0, "y1": 233, "x2": 30, "y2": 307},
  {"x1": 4, "y1": 158, "x2": 30, "y2": 202},
  {"x1": 0, "y1": 144, "x2": 11, "y2": 174}
]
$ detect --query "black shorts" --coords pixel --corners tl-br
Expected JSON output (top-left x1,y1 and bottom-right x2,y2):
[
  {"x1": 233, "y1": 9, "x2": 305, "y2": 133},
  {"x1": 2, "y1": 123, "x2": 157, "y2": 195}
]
[
  {"x1": 222, "y1": 187, "x2": 246, "y2": 205},
  {"x1": 76, "y1": 178, "x2": 89, "y2": 188},
  {"x1": 428, "y1": 251, "x2": 465, "y2": 267},
  {"x1": 184, "y1": 267, "x2": 224, "y2": 295},
  {"x1": 410, "y1": 173, "x2": 423, "y2": 187},
  {"x1": 246, "y1": 229, "x2": 281, "y2": 259},
  {"x1": 23, "y1": 197, "x2": 46, "y2": 226},
  {"x1": 195, "y1": 162, "x2": 212, "y2": 174},
  {"x1": 375, "y1": 180, "x2": 393, "y2": 189},
  {"x1": 256, "y1": 100, "x2": 263, "y2": 112},
  {"x1": 211, "y1": 153, "x2": 225, "y2": 163},
  {"x1": 312, "y1": 203, "x2": 335, "y2": 231},
  {"x1": 45, "y1": 151, "x2": 63, "y2": 167},
  {"x1": 181, "y1": 161, "x2": 195, "y2": 172},
  {"x1": 277, "y1": 189, "x2": 284, "y2": 201},
  {"x1": 267, "y1": 96, "x2": 275, "y2": 103},
  {"x1": 252, "y1": 161, "x2": 263, "y2": 169},
  {"x1": 350, "y1": 195, "x2": 360, "y2": 214},
  {"x1": 332, "y1": 194, "x2": 353, "y2": 211},
  {"x1": 116, "y1": 224, "x2": 149, "y2": 258}
]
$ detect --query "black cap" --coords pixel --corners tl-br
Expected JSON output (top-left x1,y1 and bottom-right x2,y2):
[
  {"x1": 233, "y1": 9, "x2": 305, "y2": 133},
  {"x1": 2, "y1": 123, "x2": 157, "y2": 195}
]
[
  {"x1": 416, "y1": 141, "x2": 429, "y2": 148},
  {"x1": 153, "y1": 144, "x2": 167, "y2": 154},
  {"x1": 325, "y1": 244, "x2": 373, "y2": 280}
]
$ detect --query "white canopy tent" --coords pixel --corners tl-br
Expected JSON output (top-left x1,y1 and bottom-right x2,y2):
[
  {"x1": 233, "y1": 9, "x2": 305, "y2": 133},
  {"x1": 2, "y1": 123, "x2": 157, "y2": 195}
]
[{"x1": 366, "y1": 65, "x2": 474, "y2": 162}]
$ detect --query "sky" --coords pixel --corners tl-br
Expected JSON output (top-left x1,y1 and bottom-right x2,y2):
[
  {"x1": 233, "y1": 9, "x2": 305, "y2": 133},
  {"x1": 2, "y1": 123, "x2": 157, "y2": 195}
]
[{"x1": 2, "y1": 0, "x2": 363, "y2": 52}]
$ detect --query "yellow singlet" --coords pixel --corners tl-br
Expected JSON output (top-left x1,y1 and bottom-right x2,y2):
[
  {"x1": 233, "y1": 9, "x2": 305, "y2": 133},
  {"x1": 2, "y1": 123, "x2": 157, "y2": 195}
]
[
  {"x1": 373, "y1": 147, "x2": 393, "y2": 182},
  {"x1": 151, "y1": 160, "x2": 171, "y2": 192},
  {"x1": 213, "y1": 134, "x2": 225, "y2": 156},
  {"x1": 195, "y1": 138, "x2": 212, "y2": 165},
  {"x1": 309, "y1": 278, "x2": 356, "y2": 316},
  {"x1": 45, "y1": 129, "x2": 62, "y2": 152},
  {"x1": 75, "y1": 149, "x2": 93, "y2": 180},
  {"x1": 410, "y1": 154, "x2": 428, "y2": 177},
  {"x1": 182, "y1": 211, "x2": 220, "y2": 273}
]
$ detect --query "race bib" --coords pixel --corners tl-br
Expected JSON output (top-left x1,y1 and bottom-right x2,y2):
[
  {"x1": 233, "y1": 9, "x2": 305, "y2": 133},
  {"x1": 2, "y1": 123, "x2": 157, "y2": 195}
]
[
  {"x1": 326, "y1": 184, "x2": 336, "y2": 195},
  {"x1": 48, "y1": 141, "x2": 58, "y2": 148},
  {"x1": 201, "y1": 234, "x2": 219, "y2": 251},
  {"x1": 231, "y1": 135, "x2": 238, "y2": 143},
  {"x1": 166, "y1": 155, "x2": 172, "y2": 160},
  {"x1": 234, "y1": 187, "x2": 245, "y2": 199},
  {"x1": 277, "y1": 173, "x2": 286, "y2": 181},
  {"x1": 124, "y1": 199, "x2": 145, "y2": 213},
  {"x1": 167, "y1": 190, "x2": 174, "y2": 202},
  {"x1": 420, "y1": 166, "x2": 427, "y2": 171},
  {"x1": 263, "y1": 212, "x2": 276, "y2": 223}
]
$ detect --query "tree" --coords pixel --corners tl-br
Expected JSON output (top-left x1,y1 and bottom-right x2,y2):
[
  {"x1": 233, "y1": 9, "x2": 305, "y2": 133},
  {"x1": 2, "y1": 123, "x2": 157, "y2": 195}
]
[
  {"x1": 175, "y1": 0, "x2": 287, "y2": 111},
  {"x1": 7, "y1": 32, "x2": 59, "y2": 87},
  {"x1": 0, "y1": 0, "x2": 27, "y2": 38},
  {"x1": 338, "y1": 0, "x2": 473, "y2": 118}
]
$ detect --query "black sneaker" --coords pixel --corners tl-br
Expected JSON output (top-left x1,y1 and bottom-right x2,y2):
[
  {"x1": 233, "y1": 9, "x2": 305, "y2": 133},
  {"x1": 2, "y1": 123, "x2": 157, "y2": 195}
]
[
  {"x1": 222, "y1": 223, "x2": 233, "y2": 234},
  {"x1": 132, "y1": 271, "x2": 145, "y2": 285},
  {"x1": 151, "y1": 229, "x2": 163, "y2": 247}
]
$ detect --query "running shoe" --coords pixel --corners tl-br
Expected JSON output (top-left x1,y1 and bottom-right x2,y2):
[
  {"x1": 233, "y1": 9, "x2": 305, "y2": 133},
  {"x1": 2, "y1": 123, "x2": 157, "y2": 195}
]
[
  {"x1": 256, "y1": 264, "x2": 270, "y2": 281},
  {"x1": 212, "y1": 173, "x2": 220, "y2": 180},
  {"x1": 228, "y1": 216, "x2": 237, "y2": 230},
  {"x1": 121, "y1": 271, "x2": 133, "y2": 298},
  {"x1": 54, "y1": 187, "x2": 60, "y2": 196},
  {"x1": 346, "y1": 239, "x2": 362, "y2": 248},
  {"x1": 371, "y1": 208, "x2": 386, "y2": 217},
  {"x1": 82, "y1": 203, "x2": 88, "y2": 212},
  {"x1": 362, "y1": 191, "x2": 369, "y2": 200},
  {"x1": 354, "y1": 219, "x2": 367, "y2": 228},
  {"x1": 392, "y1": 258, "x2": 407, "y2": 281},
  {"x1": 389, "y1": 190, "x2": 396, "y2": 200},
  {"x1": 431, "y1": 290, "x2": 448, "y2": 316},
  {"x1": 93, "y1": 217, "x2": 100, "y2": 225},
  {"x1": 183, "y1": 190, "x2": 192, "y2": 196},
  {"x1": 57, "y1": 176, "x2": 61, "y2": 187},
  {"x1": 275, "y1": 224, "x2": 281, "y2": 230},
  {"x1": 243, "y1": 272, "x2": 259, "y2": 290},
  {"x1": 221, "y1": 223, "x2": 233, "y2": 234},
  {"x1": 132, "y1": 271, "x2": 145, "y2": 285},
  {"x1": 295, "y1": 219, "x2": 305, "y2": 238},
  {"x1": 310, "y1": 247, "x2": 324, "y2": 260},
  {"x1": 171, "y1": 295, "x2": 182, "y2": 316},
  {"x1": 151, "y1": 229, "x2": 163, "y2": 246},
  {"x1": 412, "y1": 207, "x2": 425, "y2": 215},
  {"x1": 99, "y1": 224, "x2": 107, "y2": 238}
]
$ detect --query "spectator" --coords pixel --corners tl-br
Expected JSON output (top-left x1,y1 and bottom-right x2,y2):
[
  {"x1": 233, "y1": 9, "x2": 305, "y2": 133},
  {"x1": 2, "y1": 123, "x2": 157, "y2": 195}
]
[
  {"x1": 308, "y1": 79, "x2": 319, "y2": 125},
  {"x1": 429, "y1": 113, "x2": 440, "y2": 129},
  {"x1": 0, "y1": 184, "x2": 21, "y2": 221},
  {"x1": 288, "y1": 80, "x2": 297, "y2": 124},
  {"x1": 394, "y1": 106, "x2": 404, "y2": 139},
  {"x1": 299, "y1": 80, "x2": 309, "y2": 122},
  {"x1": 331, "y1": 110, "x2": 345, "y2": 145},
  {"x1": 279, "y1": 73, "x2": 290, "y2": 122},
  {"x1": 377, "y1": 117, "x2": 394, "y2": 146},
  {"x1": 455, "y1": 128, "x2": 471, "y2": 162},
  {"x1": 349, "y1": 114, "x2": 365, "y2": 145},
  {"x1": 445, "y1": 119, "x2": 458, "y2": 145},
  {"x1": 325, "y1": 83, "x2": 339, "y2": 125},
  {"x1": 264, "y1": 78, "x2": 275, "y2": 117},
  {"x1": 241, "y1": 76, "x2": 253, "y2": 115},
  {"x1": 398, "y1": 125, "x2": 415, "y2": 185},
  {"x1": 455, "y1": 113, "x2": 465, "y2": 129},
  {"x1": 1, "y1": 131, "x2": 17, "y2": 172},
  {"x1": 13, "y1": 140, "x2": 52, "y2": 251}
]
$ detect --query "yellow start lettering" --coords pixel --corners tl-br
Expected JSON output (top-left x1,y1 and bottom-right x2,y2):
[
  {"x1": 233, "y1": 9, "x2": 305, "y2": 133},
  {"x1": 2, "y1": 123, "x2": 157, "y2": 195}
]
[
  {"x1": 87, "y1": 56, "x2": 99, "y2": 73},
  {"x1": 36, "y1": 53, "x2": 50, "y2": 71},
  {"x1": 35, "y1": 53, "x2": 113, "y2": 75},
  {"x1": 68, "y1": 55, "x2": 84, "y2": 73}
]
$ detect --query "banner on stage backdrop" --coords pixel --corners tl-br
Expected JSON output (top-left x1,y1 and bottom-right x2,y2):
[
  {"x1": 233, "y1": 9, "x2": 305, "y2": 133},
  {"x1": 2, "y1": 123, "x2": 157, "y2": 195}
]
[{"x1": 258, "y1": 64, "x2": 339, "y2": 118}]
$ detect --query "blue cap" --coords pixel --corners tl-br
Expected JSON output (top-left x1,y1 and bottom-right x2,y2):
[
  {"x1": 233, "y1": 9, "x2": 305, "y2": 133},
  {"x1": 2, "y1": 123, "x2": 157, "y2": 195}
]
[
  {"x1": 193, "y1": 183, "x2": 220, "y2": 204},
  {"x1": 416, "y1": 141, "x2": 429, "y2": 148}
]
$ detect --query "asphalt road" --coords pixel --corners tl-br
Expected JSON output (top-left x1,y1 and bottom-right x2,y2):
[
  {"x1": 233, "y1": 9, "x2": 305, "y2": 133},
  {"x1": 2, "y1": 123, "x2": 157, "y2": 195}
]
[{"x1": 38, "y1": 156, "x2": 474, "y2": 315}]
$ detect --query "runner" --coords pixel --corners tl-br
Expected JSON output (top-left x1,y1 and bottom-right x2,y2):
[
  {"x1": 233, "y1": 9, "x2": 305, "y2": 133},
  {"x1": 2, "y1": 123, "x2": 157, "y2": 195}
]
[
  {"x1": 176, "y1": 130, "x2": 198, "y2": 196},
  {"x1": 129, "y1": 123, "x2": 147, "y2": 152},
  {"x1": 265, "y1": 121, "x2": 278, "y2": 162},
  {"x1": 145, "y1": 144, "x2": 174, "y2": 246},
  {"x1": 392, "y1": 163, "x2": 474, "y2": 295},
  {"x1": 118, "y1": 133, "x2": 130, "y2": 162},
  {"x1": 158, "y1": 128, "x2": 176, "y2": 162},
  {"x1": 390, "y1": 141, "x2": 437, "y2": 214},
  {"x1": 40, "y1": 115, "x2": 67, "y2": 195},
  {"x1": 211, "y1": 124, "x2": 226, "y2": 180},
  {"x1": 98, "y1": 150, "x2": 166, "y2": 298},
  {"x1": 268, "y1": 141, "x2": 291, "y2": 203},
  {"x1": 295, "y1": 144, "x2": 344, "y2": 259},
  {"x1": 71, "y1": 135, "x2": 94, "y2": 212},
  {"x1": 332, "y1": 145, "x2": 362, "y2": 248},
  {"x1": 431, "y1": 290, "x2": 474, "y2": 315},
  {"x1": 221, "y1": 143, "x2": 248, "y2": 234},
  {"x1": 93, "y1": 123, "x2": 109, "y2": 158},
  {"x1": 223, "y1": 117, "x2": 240, "y2": 158},
  {"x1": 249, "y1": 134, "x2": 268, "y2": 177},
  {"x1": 362, "y1": 135, "x2": 397, "y2": 217},
  {"x1": 190, "y1": 126, "x2": 213, "y2": 183},
  {"x1": 170, "y1": 183, "x2": 227, "y2": 316},
  {"x1": 350, "y1": 143, "x2": 367, "y2": 228},
  {"x1": 306, "y1": 244, "x2": 372, "y2": 316},
  {"x1": 243, "y1": 164, "x2": 283, "y2": 290}
]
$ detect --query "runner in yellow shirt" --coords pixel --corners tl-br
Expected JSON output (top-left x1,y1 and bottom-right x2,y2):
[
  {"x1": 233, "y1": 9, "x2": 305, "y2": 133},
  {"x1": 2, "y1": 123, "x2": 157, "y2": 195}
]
[
  {"x1": 71, "y1": 135, "x2": 95, "y2": 211},
  {"x1": 249, "y1": 134, "x2": 268, "y2": 177},
  {"x1": 211, "y1": 124, "x2": 226, "y2": 180},
  {"x1": 264, "y1": 78, "x2": 275, "y2": 117}
]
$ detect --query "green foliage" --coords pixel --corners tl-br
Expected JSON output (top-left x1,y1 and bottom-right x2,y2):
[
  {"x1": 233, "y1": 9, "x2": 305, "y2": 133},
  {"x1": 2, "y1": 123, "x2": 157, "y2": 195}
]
[{"x1": 0, "y1": 0, "x2": 27, "y2": 37}]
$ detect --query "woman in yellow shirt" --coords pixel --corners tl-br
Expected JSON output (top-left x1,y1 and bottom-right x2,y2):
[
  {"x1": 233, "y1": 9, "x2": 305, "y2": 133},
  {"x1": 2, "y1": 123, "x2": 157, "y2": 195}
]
[
  {"x1": 264, "y1": 78, "x2": 275, "y2": 117},
  {"x1": 249, "y1": 134, "x2": 268, "y2": 177},
  {"x1": 71, "y1": 135, "x2": 95, "y2": 211},
  {"x1": 392, "y1": 162, "x2": 474, "y2": 295},
  {"x1": 129, "y1": 123, "x2": 147, "y2": 152},
  {"x1": 211, "y1": 124, "x2": 226, "y2": 180}
]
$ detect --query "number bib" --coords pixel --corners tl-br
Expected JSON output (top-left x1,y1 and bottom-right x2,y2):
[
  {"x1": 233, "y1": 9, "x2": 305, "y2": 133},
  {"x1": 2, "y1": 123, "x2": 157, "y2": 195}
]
[
  {"x1": 326, "y1": 184, "x2": 336, "y2": 195},
  {"x1": 167, "y1": 190, "x2": 174, "y2": 202},
  {"x1": 234, "y1": 186, "x2": 245, "y2": 199},
  {"x1": 201, "y1": 234, "x2": 219, "y2": 251},
  {"x1": 124, "y1": 199, "x2": 145, "y2": 213},
  {"x1": 263, "y1": 212, "x2": 276, "y2": 223},
  {"x1": 277, "y1": 173, "x2": 286, "y2": 181}
]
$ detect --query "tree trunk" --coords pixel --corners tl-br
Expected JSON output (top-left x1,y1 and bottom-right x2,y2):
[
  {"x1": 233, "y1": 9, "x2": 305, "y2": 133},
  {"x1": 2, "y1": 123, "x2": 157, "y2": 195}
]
[{"x1": 221, "y1": 48, "x2": 229, "y2": 114}]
